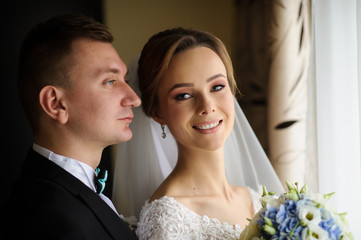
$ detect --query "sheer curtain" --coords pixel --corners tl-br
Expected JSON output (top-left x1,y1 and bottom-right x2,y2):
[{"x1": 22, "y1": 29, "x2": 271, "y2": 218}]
[{"x1": 313, "y1": 0, "x2": 361, "y2": 237}]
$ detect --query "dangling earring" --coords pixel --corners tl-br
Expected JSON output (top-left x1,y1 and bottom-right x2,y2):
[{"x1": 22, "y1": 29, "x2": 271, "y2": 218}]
[{"x1": 161, "y1": 125, "x2": 166, "y2": 139}]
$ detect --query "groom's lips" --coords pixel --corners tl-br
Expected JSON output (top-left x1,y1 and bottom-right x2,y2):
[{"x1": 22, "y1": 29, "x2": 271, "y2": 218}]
[
  {"x1": 120, "y1": 117, "x2": 133, "y2": 123},
  {"x1": 118, "y1": 114, "x2": 134, "y2": 123}
]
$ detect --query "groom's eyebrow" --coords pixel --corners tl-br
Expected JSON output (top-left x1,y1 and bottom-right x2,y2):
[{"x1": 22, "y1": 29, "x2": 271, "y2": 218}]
[
  {"x1": 95, "y1": 67, "x2": 119, "y2": 76},
  {"x1": 95, "y1": 67, "x2": 130, "y2": 80}
]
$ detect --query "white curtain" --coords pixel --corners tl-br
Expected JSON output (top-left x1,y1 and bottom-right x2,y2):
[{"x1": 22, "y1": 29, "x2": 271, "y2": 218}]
[{"x1": 313, "y1": 0, "x2": 361, "y2": 238}]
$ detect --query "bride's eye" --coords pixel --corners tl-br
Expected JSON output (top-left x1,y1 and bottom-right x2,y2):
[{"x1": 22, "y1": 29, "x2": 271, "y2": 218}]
[
  {"x1": 211, "y1": 85, "x2": 225, "y2": 92},
  {"x1": 174, "y1": 93, "x2": 192, "y2": 101}
]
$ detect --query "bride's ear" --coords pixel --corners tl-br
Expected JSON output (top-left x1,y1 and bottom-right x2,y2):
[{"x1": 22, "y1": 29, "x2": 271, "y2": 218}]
[
  {"x1": 152, "y1": 109, "x2": 166, "y2": 126},
  {"x1": 39, "y1": 85, "x2": 69, "y2": 124}
]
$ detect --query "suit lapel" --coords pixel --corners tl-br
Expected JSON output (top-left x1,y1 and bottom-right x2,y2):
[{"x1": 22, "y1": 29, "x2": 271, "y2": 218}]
[
  {"x1": 23, "y1": 149, "x2": 136, "y2": 239},
  {"x1": 75, "y1": 183, "x2": 135, "y2": 239}
]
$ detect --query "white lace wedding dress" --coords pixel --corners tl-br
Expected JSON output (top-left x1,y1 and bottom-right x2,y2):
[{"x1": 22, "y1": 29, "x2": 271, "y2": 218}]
[{"x1": 135, "y1": 188, "x2": 262, "y2": 240}]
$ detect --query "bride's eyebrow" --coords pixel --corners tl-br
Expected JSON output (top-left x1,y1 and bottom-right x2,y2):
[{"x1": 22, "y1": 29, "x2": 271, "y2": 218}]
[
  {"x1": 168, "y1": 73, "x2": 227, "y2": 94},
  {"x1": 168, "y1": 83, "x2": 194, "y2": 94},
  {"x1": 207, "y1": 73, "x2": 227, "y2": 83}
]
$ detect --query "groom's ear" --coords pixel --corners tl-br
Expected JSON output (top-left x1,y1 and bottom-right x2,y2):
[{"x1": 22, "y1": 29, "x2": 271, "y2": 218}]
[{"x1": 38, "y1": 85, "x2": 69, "y2": 125}]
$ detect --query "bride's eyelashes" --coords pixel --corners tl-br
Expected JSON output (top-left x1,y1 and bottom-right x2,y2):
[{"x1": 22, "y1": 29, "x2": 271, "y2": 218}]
[
  {"x1": 174, "y1": 92, "x2": 192, "y2": 101},
  {"x1": 211, "y1": 84, "x2": 225, "y2": 92},
  {"x1": 172, "y1": 84, "x2": 226, "y2": 101}
]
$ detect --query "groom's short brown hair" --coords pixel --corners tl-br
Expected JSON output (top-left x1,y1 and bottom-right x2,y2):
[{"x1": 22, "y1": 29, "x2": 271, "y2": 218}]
[{"x1": 18, "y1": 13, "x2": 113, "y2": 133}]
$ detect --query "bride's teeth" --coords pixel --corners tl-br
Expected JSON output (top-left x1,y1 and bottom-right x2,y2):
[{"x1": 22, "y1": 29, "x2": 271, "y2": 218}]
[{"x1": 195, "y1": 121, "x2": 220, "y2": 130}]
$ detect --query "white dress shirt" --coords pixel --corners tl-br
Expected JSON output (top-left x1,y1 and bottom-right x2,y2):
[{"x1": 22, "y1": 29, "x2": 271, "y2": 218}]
[{"x1": 32, "y1": 143, "x2": 120, "y2": 216}]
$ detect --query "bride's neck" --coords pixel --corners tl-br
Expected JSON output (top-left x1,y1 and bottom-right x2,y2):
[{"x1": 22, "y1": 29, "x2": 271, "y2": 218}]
[{"x1": 172, "y1": 145, "x2": 230, "y2": 196}]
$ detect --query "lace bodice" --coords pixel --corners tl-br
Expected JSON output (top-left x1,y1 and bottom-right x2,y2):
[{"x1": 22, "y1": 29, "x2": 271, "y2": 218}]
[{"x1": 136, "y1": 188, "x2": 261, "y2": 240}]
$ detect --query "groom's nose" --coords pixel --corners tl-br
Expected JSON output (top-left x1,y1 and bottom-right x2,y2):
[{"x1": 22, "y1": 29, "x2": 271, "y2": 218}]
[{"x1": 120, "y1": 83, "x2": 141, "y2": 107}]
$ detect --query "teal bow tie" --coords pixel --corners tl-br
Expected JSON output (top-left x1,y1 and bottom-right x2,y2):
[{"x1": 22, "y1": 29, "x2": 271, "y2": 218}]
[{"x1": 95, "y1": 168, "x2": 108, "y2": 194}]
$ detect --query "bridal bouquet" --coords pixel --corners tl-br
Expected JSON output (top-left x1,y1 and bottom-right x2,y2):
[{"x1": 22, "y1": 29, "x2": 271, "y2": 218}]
[{"x1": 240, "y1": 182, "x2": 353, "y2": 240}]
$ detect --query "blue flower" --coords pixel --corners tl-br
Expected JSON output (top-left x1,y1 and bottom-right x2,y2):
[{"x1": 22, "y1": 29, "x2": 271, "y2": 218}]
[
  {"x1": 319, "y1": 213, "x2": 342, "y2": 239},
  {"x1": 258, "y1": 204, "x2": 278, "y2": 226},
  {"x1": 284, "y1": 200, "x2": 298, "y2": 216},
  {"x1": 278, "y1": 217, "x2": 303, "y2": 239},
  {"x1": 275, "y1": 236, "x2": 298, "y2": 240},
  {"x1": 276, "y1": 204, "x2": 288, "y2": 223},
  {"x1": 257, "y1": 204, "x2": 279, "y2": 238},
  {"x1": 296, "y1": 198, "x2": 313, "y2": 208},
  {"x1": 241, "y1": 183, "x2": 354, "y2": 240}
]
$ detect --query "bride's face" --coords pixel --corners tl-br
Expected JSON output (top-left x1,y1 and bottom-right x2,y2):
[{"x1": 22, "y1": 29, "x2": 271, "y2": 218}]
[{"x1": 154, "y1": 46, "x2": 234, "y2": 151}]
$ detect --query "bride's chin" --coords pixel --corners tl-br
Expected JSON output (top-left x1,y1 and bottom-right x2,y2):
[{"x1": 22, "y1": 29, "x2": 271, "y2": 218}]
[{"x1": 195, "y1": 139, "x2": 226, "y2": 152}]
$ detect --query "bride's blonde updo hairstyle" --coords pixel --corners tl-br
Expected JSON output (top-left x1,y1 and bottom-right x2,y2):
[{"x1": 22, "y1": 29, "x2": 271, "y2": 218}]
[{"x1": 138, "y1": 27, "x2": 239, "y2": 117}]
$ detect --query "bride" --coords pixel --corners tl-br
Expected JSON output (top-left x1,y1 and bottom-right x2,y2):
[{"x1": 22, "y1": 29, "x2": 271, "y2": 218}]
[{"x1": 112, "y1": 28, "x2": 283, "y2": 239}]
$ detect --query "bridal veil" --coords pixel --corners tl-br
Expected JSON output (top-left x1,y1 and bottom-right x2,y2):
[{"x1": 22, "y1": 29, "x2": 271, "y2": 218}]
[{"x1": 112, "y1": 55, "x2": 284, "y2": 217}]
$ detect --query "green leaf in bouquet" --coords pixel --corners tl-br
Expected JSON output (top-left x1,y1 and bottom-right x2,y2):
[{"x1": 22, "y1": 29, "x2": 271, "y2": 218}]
[
  {"x1": 285, "y1": 181, "x2": 296, "y2": 192},
  {"x1": 300, "y1": 184, "x2": 309, "y2": 194},
  {"x1": 323, "y1": 192, "x2": 335, "y2": 200},
  {"x1": 263, "y1": 224, "x2": 276, "y2": 236},
  {"x1": 262, "y1": 186, "x2": 268, "y2": 197},
  {"x1": 264, "y1": 217, "x2": 273, "y2": 227}
]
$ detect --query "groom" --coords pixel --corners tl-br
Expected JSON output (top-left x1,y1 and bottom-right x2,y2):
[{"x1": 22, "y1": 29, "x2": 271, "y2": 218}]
[{"x1": 3, "y1": 13, "x2": 140, "y2": 239}]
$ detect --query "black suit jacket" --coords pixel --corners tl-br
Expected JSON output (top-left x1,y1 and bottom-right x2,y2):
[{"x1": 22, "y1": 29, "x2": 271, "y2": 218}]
[{"x1": 2, "y1": 149, "x2": 138, "y2": 240}]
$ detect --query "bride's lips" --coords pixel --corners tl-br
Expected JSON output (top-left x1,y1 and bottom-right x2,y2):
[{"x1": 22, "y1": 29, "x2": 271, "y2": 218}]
[{"x1": 192, "y1": 119, "x2": 223, "y2": 133}]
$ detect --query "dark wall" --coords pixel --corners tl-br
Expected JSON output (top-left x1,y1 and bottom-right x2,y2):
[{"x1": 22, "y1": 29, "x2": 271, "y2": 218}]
[{"x1": 1, "y1": 0, "x2": 113, "y2": 207}]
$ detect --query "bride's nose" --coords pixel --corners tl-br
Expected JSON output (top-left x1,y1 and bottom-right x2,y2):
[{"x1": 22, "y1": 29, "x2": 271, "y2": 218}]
[{"x1": 196, "y1": 95, "x2": 215, "y2": 115}]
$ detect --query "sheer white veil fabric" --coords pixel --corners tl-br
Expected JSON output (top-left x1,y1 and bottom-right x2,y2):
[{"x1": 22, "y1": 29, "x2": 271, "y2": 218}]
[{"x1": 112, "y1": 55, "x2": 284, "y2": 218}]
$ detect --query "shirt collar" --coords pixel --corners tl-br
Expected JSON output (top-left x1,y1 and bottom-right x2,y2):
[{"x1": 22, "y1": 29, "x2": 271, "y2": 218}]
[{"x1": 32, "y1": 143, "x2": 97, "y2": 193}]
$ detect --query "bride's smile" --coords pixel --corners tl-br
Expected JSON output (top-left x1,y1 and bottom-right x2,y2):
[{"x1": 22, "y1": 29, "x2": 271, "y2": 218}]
[
  {"x1": 154, "y1": 46, "x2": 235, "y2": 151},
  {"x1": 192, "y1": 119, "x2": 223, "y2": 133}
]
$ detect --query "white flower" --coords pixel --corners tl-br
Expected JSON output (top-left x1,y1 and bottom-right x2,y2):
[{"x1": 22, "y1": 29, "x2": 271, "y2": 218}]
[
  {"x1": 302, "y1": 223, "x2": 329, "y2": 240},
  {"x1": 298, "y1": 205, "x2": 322, "y2": 225},
  {"x1": 260, "y1": 195, "x2": 282, "y2": 208},
  {"x1": 304, "y1": 193, "x2": 327, "y2": 206},
  {"x1": 239, "y1": 211, "x2": 261, "y2": 240}
]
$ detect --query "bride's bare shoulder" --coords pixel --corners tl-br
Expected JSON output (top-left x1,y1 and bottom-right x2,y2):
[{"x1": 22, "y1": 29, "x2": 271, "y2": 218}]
[
  {"x1": 232, "y1": 185, "x2": 250, "y2": 194},
  {"x1": 148, "y1": 176, "x2": 180, "y2": 202},
  {"x1": 232, "y1": 185, "x2": 254, "y2": 204}
]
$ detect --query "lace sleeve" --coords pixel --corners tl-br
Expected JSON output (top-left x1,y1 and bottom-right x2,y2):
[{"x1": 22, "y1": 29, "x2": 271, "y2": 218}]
[
  {"x1": 135, "y1": 196, "x2": 243, "y2": 240},
  {"x1": 136, "y1": 197, "x2": 194, "y2": 240}
]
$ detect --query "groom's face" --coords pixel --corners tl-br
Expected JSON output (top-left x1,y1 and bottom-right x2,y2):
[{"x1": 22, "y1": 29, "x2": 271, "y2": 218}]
[{"x1": 63, "y1": 38, "x2": 141, "y2": 147}]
